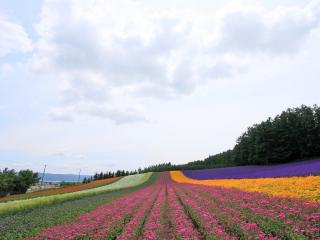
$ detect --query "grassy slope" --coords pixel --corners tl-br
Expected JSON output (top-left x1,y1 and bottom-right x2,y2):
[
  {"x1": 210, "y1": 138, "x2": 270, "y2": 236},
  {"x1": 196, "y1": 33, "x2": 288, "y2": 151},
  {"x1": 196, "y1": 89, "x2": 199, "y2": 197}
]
[{"x1": 0, "y1": 172, "x2": 158, "y2": 240}]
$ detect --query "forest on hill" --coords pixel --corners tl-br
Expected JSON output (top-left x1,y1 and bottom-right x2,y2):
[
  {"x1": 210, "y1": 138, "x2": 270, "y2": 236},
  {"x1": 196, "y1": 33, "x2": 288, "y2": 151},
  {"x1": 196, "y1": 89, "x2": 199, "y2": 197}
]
[{"x1": 141, "y1": 105, "x2": 320, "y2": 172}]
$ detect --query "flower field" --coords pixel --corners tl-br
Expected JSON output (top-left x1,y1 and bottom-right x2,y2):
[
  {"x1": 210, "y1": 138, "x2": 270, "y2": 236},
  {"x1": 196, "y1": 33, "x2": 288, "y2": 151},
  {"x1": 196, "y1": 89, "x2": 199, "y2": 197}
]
[
  {"x1": 171, "y1": 171, "x2": 320, "y2": 202},
  {"x1": 0, "y1": 173, "x2": 151, "y2": 216},
  {"x1": 14, "y1": 172, "x2": 319, "y2": 240},
  {"x1": 0, "y1": 177, "x2": 120, "y2": 203}
]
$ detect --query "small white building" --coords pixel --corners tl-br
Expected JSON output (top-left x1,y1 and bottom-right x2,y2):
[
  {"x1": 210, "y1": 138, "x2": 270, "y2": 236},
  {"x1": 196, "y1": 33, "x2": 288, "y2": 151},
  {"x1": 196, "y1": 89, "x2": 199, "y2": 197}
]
[{"x1": 28, "y1": 181, "x2": 61, "y2": 192}]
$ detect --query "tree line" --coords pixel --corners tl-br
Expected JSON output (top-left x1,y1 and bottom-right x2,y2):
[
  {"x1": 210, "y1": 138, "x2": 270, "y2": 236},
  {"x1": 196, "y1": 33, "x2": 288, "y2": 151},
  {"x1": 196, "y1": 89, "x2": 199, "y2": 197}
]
[
  {"x1": 82, "y1": 169, "x2": 139, "y2": 183},
  {"x1": 0, "y1": 168, "x2": 39, "y2": 197},
  {"x1": 139, "y1": 163, "x2": 179, "y2": 173},
  {"x1": 139, "y1": 105, "x2": 320, "y2": 171},
  {"x1": 231, "y1": 105, "x2": 320, "y2": 166}
]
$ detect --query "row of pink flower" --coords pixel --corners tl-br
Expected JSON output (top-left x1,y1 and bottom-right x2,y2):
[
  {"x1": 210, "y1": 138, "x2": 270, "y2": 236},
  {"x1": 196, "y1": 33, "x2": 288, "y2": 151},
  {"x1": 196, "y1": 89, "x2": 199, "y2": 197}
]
[
  {"x1": 199, "y1": 184, "x2": 319, "y2": 238},
  {"x1": 115, "y1": 173, "x2": 171, "y2": 239},
  {"x1": 176, "y1": 186, "x2": 235, "y2": 239},
  {"x1": 116, "y1": 188, "x2": 159, "y2": 240},
  {"x1": 140, "y1": 184, "x2": 166, "y2": 239},
  {"x1": 26, "y1": 185, "x2": 159, "y2": 240},
  {"x1": 139, "y1": 172, "x2": 201, "y2": 239},
  {"x1": 166, "y1": 184, "x2": 200, "y2": 239},
  {"x1": 173, "y1": 182, "x2": 320, "y2": 239},
  {"x1": 176, "y1": 186, "x2": 278, "y2": 239}
]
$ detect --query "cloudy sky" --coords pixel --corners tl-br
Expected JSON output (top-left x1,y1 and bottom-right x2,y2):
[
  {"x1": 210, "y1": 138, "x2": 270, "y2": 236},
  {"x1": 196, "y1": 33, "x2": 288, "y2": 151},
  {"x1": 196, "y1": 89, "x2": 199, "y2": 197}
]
[{"x1": 0, "y1": 0, "x2": 319, "y2": 174}]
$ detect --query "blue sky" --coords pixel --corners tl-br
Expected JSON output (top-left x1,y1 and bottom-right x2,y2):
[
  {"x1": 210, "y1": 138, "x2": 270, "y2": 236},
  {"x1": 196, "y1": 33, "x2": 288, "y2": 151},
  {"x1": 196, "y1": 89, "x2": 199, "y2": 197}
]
[{"x1": 0, "y1": 0, "x2": 319, "y2": 174}]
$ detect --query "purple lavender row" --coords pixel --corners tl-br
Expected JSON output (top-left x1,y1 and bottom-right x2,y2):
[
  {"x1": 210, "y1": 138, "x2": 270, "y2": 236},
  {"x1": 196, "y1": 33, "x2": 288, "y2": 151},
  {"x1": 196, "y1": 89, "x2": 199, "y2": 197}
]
[{"x1": 184, "y1": 159, "x2": 320, "y2": 180}]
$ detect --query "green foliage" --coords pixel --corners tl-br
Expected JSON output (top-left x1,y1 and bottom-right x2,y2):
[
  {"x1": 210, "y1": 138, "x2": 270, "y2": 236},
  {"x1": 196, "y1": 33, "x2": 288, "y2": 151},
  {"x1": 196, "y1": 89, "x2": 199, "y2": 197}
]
[
  {"x1": 60, "y1": 181, "x2": 78, "y2": 187},
  {"x1": 230, "y1": 104, "x2": 320, "y2": 166},
  {"x1": 140, "y1": 163, "x2": 179, "y2": 173},
  {"x1": 87, "y1": 170, "x2": 138, "y2": 183},
  {"x1": 0, "y1": 169, "x2": 16, "y2": 197},
  {"x1": 0, "y1": 169, "x2": 39, "y2": 197}
]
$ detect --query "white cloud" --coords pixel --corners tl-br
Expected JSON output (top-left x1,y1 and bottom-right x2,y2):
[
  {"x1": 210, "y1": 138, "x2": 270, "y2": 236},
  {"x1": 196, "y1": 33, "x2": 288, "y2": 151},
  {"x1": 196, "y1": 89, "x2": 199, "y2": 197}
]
[
  {"x1": 76, "y1": 104, "x2": 147, "y2": 124},
  {"x1": 0, "y1": 15, "x2": 32, "y2": 57},
  {"x1": 29, "y1": 0, "x2": 320, "y2": 123},
  {"x1": 49, "y1": 108, "x2": 73, "y2": 122},
  {"x1": 49, "y1": 102, "x2": 147, "y2": 124},
  {"x1": 214, "y1": 1, "x2": 320, "y2": 54}
]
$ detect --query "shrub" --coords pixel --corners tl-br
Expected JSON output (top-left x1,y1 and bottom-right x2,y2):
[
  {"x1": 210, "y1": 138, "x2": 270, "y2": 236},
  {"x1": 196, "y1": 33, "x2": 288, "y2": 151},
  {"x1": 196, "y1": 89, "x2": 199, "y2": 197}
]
[{"x1": 0, "y1": 168, "x2": 39, "y2": 197}]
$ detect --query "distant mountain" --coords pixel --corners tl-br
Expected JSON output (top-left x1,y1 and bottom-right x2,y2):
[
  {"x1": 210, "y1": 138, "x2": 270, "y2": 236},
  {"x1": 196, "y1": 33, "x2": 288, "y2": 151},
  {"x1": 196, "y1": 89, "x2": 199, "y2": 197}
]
[{"x1": 38, "y1": 173, "x2": 92, "y2": 182}]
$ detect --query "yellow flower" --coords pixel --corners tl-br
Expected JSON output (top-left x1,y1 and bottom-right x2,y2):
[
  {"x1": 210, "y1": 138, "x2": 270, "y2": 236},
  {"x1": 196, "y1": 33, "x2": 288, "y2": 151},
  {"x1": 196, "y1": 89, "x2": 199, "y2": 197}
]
[{"x1": 170, "y1": 171, "x2": 320, "y2": 202}]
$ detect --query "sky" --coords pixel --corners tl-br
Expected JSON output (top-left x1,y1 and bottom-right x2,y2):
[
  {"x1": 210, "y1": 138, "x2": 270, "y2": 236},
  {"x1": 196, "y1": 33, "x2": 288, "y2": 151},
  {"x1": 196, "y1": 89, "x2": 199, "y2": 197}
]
[{"x1": 0, "y1": 0, "x2": 319, "y2": 175}]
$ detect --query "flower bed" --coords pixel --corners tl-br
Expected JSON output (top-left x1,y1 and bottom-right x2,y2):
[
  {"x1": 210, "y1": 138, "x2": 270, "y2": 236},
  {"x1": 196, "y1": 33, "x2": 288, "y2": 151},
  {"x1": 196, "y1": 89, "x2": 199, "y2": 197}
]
[{"x1": 171, "y1": 171, "x2": 320, "y2": 201}]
